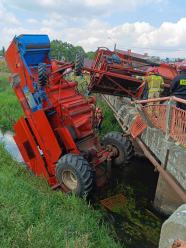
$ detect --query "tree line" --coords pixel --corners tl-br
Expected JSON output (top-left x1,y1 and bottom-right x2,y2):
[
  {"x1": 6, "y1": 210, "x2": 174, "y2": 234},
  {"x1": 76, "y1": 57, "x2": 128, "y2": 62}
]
[
  {"x1": 0, "y1": 41, "x2": 95, "y2": 61},
  {"x1": 0, "y1": 42, "x2": 185, "y2": 62},
  {"x1": 50, "y1": 40, "x2": 95, "y2": 61}
]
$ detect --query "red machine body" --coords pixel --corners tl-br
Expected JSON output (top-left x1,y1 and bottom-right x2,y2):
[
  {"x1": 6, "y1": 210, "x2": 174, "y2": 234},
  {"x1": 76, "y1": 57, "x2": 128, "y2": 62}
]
[
  {"x1": 86, "y1": 48, "x2": 178, "y2": 98},
  {"x1": 5, "y1": 35, "x2": 114, "y2": 190}
]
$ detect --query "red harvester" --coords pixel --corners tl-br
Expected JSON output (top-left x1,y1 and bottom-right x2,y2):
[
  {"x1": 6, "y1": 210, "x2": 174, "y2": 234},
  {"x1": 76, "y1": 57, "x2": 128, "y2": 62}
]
[{"x1": 5, "y1": 35, "x2": 134, "y2": 196}]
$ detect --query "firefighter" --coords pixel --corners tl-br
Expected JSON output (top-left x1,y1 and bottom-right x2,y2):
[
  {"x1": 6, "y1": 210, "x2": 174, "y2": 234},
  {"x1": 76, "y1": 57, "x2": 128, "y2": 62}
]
[
  {"x1": 144, "y1": 68, "x2": 164, "y2": 99},
  {"x1": 170, "y1": 64, "x2": 186, "y2": 110}
]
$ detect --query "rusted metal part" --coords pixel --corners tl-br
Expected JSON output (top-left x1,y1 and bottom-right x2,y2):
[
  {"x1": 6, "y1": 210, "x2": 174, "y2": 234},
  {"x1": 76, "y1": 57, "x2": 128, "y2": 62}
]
[
  {"x1": 135, "y1": 96, "x2": 170, "y2": 104},
  {"x1": 170, "y1": 106, "x2": 186, "y2": 146},
  {"x1": 130, "y1": 115, "x2": 147, "y2": 138},
  {"x1": 100, "y1": 193, "x2": 126, "y2": 211},
  {"x1": 143, "y1": 104, "x2": 167, "y2": 132},
  {"x1": 135, "y1": 104, "x2": 155, "y2": 128},
  {"x1": 106, "y1": 145, "x2": 119, "y2": 160},
  {"x1": 135, "y1": 137, "x2": 186, "y2": 203},
  {"x1": 132, "y1": 97, "x2": 186, "y2": 147},
  {"x1": 135, "y1": 96, "x2": 186, "y2": 105},
  {"x1": 172, "y1": 240, "x2": 186, "y2": 248}
]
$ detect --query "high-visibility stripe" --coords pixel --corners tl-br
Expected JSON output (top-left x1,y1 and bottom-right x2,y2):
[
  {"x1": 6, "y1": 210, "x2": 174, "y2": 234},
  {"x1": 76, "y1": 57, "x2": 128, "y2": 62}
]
[
  {"x1": 149, "y1": 89, "x2": 161, "y2": 93},
  {"x1": 146, "y1": 75, "x2": 164, "y2": 90},
  {"x1": 180, "y1": 79, "x2": 186, "y2": 85}
]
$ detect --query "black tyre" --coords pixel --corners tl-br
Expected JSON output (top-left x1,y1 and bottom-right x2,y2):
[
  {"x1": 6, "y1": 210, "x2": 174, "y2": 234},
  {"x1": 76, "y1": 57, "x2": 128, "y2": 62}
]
[
  {"x1": 38, "y1": 63, "x2": 47, "y2": 87},
  {"x1": 102, "y1": 132, "x2": 134, "y2": 166},
  {"x1": 74, "y1": 53, "x2": 84, "y2": 76},
  {"x1": 56, "y1": 154, "x2": 94, "y2": 197}
]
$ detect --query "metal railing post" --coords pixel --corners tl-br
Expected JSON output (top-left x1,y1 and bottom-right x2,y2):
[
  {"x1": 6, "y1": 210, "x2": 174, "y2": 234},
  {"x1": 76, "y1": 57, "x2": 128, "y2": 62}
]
[{"x1": 165, "y1": 97, "x2": 173, "y2": 140}]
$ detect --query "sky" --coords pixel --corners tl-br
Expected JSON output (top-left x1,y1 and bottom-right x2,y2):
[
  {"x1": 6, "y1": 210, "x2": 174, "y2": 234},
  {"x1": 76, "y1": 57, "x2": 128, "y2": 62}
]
[{"x1": 1, "y1": 0, "x2": 186, "y2": 58}]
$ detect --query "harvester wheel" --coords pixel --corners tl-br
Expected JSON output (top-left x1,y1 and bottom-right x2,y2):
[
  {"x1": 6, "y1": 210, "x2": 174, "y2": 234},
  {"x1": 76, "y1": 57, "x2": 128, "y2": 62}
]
[
  {"x1": 56, "y1": 154, "x2": 94, "y2": 197},
  {"x1": 38, "y1": 63, "x2": 47, "y2": 87},
  {"x1": 102, "y1": 132, "x2": 134, "y2": 166},
  {"x1": 74, "y1": 53, "x2": 84, "y2": 76}
]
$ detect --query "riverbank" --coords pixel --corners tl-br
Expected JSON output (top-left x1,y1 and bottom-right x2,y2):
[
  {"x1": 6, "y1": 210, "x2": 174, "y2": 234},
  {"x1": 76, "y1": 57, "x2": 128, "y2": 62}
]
[
  {"x1": 0, "y1": 145, "x2": 120, "y2": 248},
  {"x1": 0, "y1": 74, "x2": 164, "y2": 247}
]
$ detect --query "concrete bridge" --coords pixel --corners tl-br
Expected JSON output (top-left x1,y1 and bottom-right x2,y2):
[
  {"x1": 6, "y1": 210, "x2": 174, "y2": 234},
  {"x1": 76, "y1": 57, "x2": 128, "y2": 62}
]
[{"x1": 102, "y1": 95, "x2": 186, "y2": 215}]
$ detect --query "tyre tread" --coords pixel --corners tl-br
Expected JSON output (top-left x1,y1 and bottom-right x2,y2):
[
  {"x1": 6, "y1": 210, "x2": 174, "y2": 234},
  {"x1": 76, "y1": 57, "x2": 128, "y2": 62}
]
[
  {"x1": 102, "y1": 131, "x2": 134, "y2": 166},
  {"x1": 56, "y1": 154, "x2": 94, "y2": 196}
]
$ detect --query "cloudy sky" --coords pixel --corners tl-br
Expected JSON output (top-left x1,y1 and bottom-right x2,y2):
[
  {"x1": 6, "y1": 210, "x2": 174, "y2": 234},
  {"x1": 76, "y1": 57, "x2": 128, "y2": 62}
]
[{"x1": 1, "y1": 0, "x2": 186, "y2": 58}]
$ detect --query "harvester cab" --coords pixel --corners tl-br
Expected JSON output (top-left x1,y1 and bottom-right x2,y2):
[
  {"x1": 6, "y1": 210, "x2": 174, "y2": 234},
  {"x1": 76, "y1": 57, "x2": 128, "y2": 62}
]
[{"x1": 5, "y1": 34, "x2": 134, "y2": 196}]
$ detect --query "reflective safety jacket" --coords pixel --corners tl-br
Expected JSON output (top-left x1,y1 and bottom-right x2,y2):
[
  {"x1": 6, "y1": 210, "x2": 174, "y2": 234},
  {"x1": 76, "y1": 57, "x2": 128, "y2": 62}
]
[
  {"x1": 144, "y1": 75, "x2": 164, "y2": 93},
  {"x1": 170, "y1": 71, "x2": 186, "y2": 99}
]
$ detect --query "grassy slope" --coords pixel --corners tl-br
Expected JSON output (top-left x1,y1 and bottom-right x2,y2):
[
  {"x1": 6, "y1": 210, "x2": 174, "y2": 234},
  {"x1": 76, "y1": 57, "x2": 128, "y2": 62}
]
[
  {"x1": 0, "y1": 75, "x2": 23, "y2": 132},
  {"x1": 0, "y1": 146, "x2": 120, "y2": 248},
  {"x1": 0, "y1": 74, "x2": 120, "y2": 247}
]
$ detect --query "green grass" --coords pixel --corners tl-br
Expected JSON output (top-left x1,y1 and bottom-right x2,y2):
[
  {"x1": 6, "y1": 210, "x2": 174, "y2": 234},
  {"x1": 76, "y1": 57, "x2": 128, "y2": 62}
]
[
  {"x1": 0, "y1": 75, "x2": 23, "y2": 132},
  {"x1": 96, "y1": 98, "x2": 121, "y2": 137},
  {"x1": 0, "y1": 61, "x2": 9, "y2": 73},
  {"x1": 0, "y1": 145, "x2": 120, "y2": 248}
]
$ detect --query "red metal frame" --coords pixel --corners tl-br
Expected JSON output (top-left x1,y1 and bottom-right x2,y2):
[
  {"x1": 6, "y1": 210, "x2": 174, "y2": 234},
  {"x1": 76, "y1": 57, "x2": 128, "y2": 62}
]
[
  {"x1": 5, "y1": 38, "x2": 114, "y2": 188},
  {"x1": 85, "y1": 48, "x2": 177, "y2": 99}
]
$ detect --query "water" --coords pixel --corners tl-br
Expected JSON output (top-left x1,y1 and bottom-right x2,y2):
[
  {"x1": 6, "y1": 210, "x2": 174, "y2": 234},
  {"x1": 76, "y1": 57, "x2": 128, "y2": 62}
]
[{"x1": 0, "y1": 130, "x2": 23, "y2": 163}]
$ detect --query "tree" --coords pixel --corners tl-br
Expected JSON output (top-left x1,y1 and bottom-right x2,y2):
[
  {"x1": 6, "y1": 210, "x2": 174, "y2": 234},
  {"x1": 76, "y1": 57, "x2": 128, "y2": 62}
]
[
  {"x1": 85, "y1": 51, "x2": 95, "y2": 59},
  {"x1": 50, "y1": 40, "x2": 86, "y2": 62},
  {"x1": 0, "y1": 46, "x2": 5, "y2": 56}
]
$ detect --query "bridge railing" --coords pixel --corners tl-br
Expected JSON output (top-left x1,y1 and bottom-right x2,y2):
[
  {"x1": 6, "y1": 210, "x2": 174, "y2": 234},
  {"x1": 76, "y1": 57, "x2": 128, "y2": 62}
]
[
  {"x1": 170, "y1": 104, "x2": 186, "y2": 147},
  {"x1": 131, "y1": 96, "x2": 186, "y2": 148}
]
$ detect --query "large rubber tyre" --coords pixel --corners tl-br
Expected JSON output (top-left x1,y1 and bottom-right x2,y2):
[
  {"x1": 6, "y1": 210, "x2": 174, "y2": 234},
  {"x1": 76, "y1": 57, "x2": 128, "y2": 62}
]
[
  {"x1": 38, "y1": 63, "x2": 47, "y2": 87},
  {"x1": 56, "y1": 154, "x2": 94, "y2": 197},
  {"x1": 74, "y1": 53, "x2": 84, "y2": 76},
  {"x1": 102, "y1": 132, "x2": 134, "y2": 166}
]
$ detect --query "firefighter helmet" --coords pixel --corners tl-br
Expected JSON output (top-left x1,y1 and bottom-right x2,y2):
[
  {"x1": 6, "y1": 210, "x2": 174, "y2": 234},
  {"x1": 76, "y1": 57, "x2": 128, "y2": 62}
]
[{"x1": 147, "y1": 67, "x2": 159, "y2": 75}]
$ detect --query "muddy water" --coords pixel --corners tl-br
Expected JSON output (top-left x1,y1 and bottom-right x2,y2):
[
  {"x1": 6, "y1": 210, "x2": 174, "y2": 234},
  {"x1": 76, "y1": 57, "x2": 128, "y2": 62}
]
[{"x1": 0, "y1": 130, "x2": 23, "y2": 163}]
